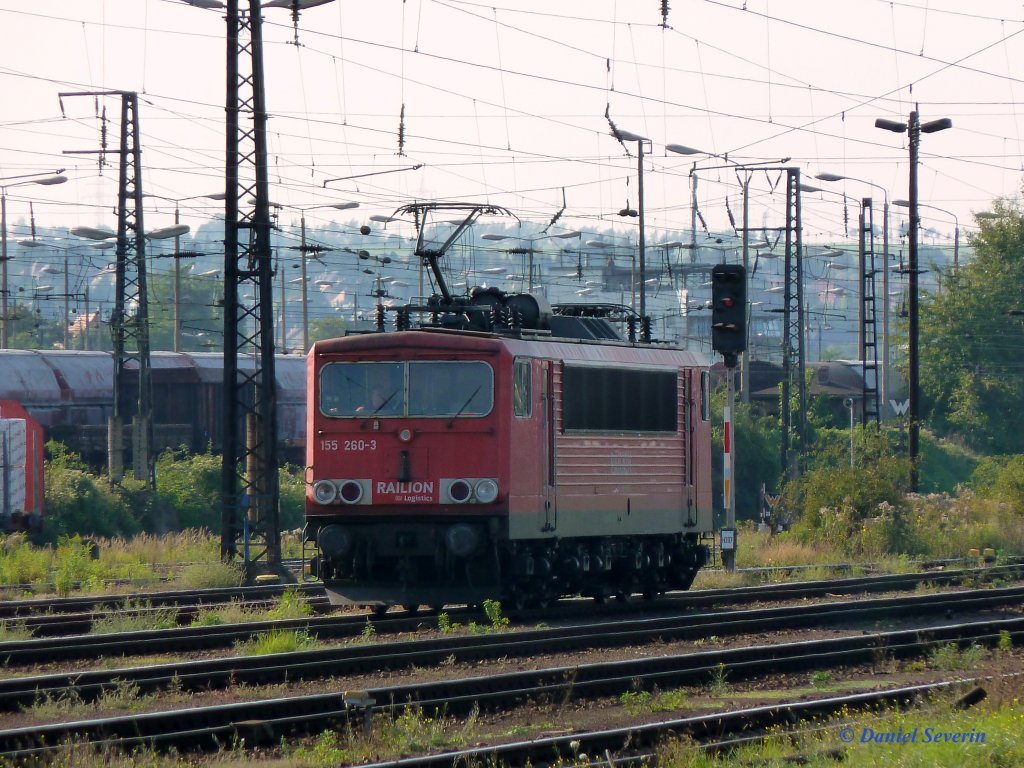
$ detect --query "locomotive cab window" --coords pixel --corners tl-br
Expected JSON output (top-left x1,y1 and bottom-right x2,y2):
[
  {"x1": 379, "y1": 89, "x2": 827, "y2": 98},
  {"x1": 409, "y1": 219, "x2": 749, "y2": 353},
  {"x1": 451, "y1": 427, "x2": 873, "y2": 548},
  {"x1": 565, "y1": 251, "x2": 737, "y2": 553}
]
[
  {"x1": 321, "y1": 360, "x2": 493, "y2": 418},
  {"x1": 513, "y1": 359, "x2": 532, "y2": 418},
  {"x1": 408, "y1": 361, "x2": 493, "y2": 417},
  {"x1": 320, "y1": 361, "x2": 405, "y2": 417},
  {"x1": 563, "y1": 365, "x2": 677, "y2": 433}
]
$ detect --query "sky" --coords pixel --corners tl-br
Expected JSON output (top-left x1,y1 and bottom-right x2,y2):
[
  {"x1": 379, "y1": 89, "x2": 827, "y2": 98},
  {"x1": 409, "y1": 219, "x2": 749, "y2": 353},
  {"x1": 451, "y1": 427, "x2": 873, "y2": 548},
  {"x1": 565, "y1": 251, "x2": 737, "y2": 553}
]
[{"x1": 1, "y1": 0, "x2": 1023, "y2": 288}]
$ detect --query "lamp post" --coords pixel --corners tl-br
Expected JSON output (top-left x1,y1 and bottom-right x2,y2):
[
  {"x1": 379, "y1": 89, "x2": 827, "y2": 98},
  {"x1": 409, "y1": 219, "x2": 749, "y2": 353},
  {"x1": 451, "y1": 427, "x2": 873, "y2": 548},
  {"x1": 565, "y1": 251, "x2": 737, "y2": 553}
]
[
  {"x1": 844, "y1": 397, "x2": 855, "y2": 467},
  {"x1": 269, "y1": 202, "x2": 358, "y2": 352},
  {"x1": 480, "y1": 230, "x2": 582, "y2": 293},
  {"x1": 876, "y1": 109, "x2": 952, "y2": 491},
  {"x1": 1, "y1": 172, "x2": 68, "y2": 349},
  {"x1": 893, "y1": 199, "x2": 959, "y2": 272},
  {"x1": 145, "y1": 192, "x2": 224, "y2": 351},
  {"x1": 610, "y1": 130, "x2": 653, "y2": 339}
]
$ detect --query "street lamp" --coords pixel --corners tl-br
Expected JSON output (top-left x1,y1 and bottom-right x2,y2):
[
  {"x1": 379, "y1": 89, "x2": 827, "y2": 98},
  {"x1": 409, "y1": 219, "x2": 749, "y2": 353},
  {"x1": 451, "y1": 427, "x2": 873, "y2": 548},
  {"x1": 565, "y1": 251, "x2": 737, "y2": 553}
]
[
  {"x1": 893, "y1": 199, "x2": 959, "y2": 271},
  {"x1": 274, "y1": 201, "x2": 359, "y2": 352},
  {"x1": 1, "y1": 171, "x2": 68, "y2": 349},
  {"x1": 144, "y1": 192, "x2": 223, "y2": 351},
  {"x1": 876, "y1": 109, "x2": 952, "y2": 491},
  {"x1": 610, "y1": 129, "x2": 653, "y2": 338},
  {"x1": 480, "y1": 230, "x2": 581, "y2": 293}
]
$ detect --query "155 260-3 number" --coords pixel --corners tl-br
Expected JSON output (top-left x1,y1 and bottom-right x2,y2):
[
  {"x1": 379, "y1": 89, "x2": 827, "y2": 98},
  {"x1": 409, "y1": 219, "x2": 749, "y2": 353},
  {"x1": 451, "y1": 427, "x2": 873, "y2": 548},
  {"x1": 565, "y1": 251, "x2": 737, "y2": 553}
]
[{"x1": 318, "y1": 439, "x2": 377, "y2": 452}]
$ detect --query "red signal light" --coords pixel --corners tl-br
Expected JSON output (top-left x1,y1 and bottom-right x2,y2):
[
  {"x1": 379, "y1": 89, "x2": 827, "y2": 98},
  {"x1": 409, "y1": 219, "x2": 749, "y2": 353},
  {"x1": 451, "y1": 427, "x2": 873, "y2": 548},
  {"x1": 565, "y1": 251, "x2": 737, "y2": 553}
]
[{"x1": 722, "y1": 297, "x2": 735, "y2": 308}]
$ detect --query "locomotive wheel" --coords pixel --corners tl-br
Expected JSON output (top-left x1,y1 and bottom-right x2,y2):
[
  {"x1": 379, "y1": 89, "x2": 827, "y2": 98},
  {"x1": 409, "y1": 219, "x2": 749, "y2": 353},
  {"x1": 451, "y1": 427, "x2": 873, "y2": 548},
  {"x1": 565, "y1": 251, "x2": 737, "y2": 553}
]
[
  {"x1": 370, "y1": 604, "x2": 389, "y2": 617},
  {"x1": 403, "y1": 604, "x2": 420, "y2": 615},
  {"x1": 615, "y1": 591, "x2": 634, "y2": 604},
  {"x1": 511, "y1": 588, "x2": 532, "y2": 612}
]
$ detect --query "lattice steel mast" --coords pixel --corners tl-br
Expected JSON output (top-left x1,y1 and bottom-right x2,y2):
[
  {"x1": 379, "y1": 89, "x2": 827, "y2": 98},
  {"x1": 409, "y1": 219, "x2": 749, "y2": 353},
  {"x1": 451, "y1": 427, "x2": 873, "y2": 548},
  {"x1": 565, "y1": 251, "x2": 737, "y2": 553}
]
[
  {"x1": 61, "y1": 90, "x2": 153, "y2": 487},
  {"x1": 221, "y1": 0, "x2": 280, "y2": 574}
]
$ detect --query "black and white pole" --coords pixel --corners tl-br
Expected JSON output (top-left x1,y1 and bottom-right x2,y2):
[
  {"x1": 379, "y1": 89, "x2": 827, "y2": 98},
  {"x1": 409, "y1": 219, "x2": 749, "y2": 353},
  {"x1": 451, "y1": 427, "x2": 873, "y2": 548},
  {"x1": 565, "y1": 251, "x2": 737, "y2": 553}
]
[{"x1": 711, "y1": 264, "x2": 746, "y2": 572}]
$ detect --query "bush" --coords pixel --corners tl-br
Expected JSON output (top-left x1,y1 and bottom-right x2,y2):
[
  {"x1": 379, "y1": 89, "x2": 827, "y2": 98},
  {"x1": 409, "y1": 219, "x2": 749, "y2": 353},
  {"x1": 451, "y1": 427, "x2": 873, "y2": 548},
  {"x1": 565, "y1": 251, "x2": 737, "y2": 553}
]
[
  {"x1": 45, "y1": 466, "x2": 143, "y2": 542},
  {"x1": 154, "y1": 449, "x2": 222, "y2": 530}
]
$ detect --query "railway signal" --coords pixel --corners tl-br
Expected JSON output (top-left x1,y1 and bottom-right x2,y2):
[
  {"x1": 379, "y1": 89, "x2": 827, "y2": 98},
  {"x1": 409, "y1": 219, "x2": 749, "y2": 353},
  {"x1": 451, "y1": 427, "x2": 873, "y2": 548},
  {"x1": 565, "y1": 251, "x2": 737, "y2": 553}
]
[
  {"x1": 710, "y1": 263, "x2": 746, "y2": 573},
  {"x1": 711, "y1": 264, "x2": 747, "y2": 362}
]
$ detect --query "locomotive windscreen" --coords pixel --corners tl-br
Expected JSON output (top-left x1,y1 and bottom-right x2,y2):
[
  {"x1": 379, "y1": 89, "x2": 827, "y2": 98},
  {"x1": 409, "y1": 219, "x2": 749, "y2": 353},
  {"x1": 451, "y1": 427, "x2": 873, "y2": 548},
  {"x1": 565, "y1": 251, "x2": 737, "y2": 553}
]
[{"x1": 320, "y1": 360, "x2": 493, "y2": 418}]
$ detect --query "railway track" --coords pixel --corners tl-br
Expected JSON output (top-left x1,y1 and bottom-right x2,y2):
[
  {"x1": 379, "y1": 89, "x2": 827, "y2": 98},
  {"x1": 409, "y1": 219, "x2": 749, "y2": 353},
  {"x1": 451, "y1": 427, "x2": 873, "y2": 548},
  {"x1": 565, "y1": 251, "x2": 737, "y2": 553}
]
[
  {"x1": 0, "y1": 580, "x2": 324, "y2": 621},
  {"x1": 1, "y1": 563, "x2": 1017, "y2": 656},
  {"x1": 351, "y1": 677, "x2": 1006, "y2": 768},
  {"x1": 1, "y1": 583, "x2": 1022, "y2": 708},
  {"x1": 1, "y1": 603, "x2": 1020, "y2": 759}
]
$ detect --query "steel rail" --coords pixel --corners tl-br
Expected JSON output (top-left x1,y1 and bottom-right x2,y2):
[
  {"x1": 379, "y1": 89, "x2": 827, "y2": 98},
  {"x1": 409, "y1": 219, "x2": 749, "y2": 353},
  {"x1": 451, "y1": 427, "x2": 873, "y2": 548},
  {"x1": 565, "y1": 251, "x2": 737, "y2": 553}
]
[
  {"x1": 18, "y1": 584, "x2": 1024, "y2": 694},
  {"x1": 1, "y1": 566, "x2": 1020, "y2": 665},
  {"x1": 1, "y1": 614, "x2": 1021, "y2": 757}
]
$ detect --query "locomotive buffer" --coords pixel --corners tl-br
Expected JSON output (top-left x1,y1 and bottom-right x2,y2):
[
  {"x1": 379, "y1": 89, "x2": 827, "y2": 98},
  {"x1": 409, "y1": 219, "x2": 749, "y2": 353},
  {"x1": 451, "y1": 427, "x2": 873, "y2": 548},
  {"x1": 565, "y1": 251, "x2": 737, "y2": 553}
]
[{"x1": 711, "y1": 264, "x2": 747, "y2": 572}]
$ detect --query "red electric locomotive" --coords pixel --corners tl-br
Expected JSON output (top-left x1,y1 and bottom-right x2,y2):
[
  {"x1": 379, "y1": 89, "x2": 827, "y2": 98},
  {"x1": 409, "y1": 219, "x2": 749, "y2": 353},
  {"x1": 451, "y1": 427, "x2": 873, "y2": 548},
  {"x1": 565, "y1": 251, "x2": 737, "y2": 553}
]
[{"x1": 305, "y1": 203, "x2": 714, "y2": 610}]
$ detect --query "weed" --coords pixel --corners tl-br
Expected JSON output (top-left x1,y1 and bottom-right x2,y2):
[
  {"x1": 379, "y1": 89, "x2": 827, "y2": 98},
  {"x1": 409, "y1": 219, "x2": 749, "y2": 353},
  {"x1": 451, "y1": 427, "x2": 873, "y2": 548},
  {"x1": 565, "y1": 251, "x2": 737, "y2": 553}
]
[
  {"x1": 929, "y1": 642, "x2": 986, "y2": 671},
  {"x1": 708, "y1": 662, "x2": 729, "y2": 697},
  {"x1": 809, "y1": 670, "x2": 833, "y2": 689},
  {"x1": 620, "y1": 690, "x2": 653, "y2": 715},
  {"x1": 997, "y1": 629, "x2": 1013, "y2": 654},
  {"x1": 437, "y1": 612, "x2": 464, "y2": 634},
  {"x1": 0, "y1": 620, "x2": 33, "y2": 642},
  {"x1": 620, "y1": 687, "x2": 688, "y2": 714},
  {"x1": 482, "y1": 599, "x2": 510, "y2": 630},
  {"x1": 96, "y1": 679, "x2": 144, "y2": 711},
  {"x1": 177, "y1": 559, "x2": 243, "y2": 589},
  {"x1": 360, "y1": 619, "x2": 377, "y2": 641},
  {"x1": 91, "y1": 600, "x2": 180, "y2": 634},
  {"x1": 267, "y1": 588, "x2": 313, "y2": 620},
  {"x1": 236, "y1": 628, "x2": 317, "y2": 655}
]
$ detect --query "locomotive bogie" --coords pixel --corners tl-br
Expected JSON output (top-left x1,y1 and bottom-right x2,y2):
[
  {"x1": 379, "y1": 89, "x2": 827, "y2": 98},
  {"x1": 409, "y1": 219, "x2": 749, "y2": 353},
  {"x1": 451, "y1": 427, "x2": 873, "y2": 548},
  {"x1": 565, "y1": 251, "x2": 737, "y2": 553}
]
[{"x1": 307, "y1": 329, "x2": 715, "y2": 609}]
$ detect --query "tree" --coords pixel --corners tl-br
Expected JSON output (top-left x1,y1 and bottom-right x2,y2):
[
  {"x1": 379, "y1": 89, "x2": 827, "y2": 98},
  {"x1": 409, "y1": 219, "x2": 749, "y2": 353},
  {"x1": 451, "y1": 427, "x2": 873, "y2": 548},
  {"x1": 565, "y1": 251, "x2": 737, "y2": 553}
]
[{"x1": 919, "y1": 196, "x2": 1024, "y2": 453}]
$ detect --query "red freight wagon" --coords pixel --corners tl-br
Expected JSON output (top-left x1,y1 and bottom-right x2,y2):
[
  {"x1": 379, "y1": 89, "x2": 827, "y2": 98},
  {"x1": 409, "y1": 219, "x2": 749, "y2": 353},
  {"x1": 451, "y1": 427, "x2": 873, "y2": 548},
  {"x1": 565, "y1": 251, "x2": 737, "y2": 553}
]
[
  {"x1": 306, "y1": 327, "x2": 713, "y2": 611},
  {"x1": 0, "y1": 400, "x2": 45, "y2": 533}
]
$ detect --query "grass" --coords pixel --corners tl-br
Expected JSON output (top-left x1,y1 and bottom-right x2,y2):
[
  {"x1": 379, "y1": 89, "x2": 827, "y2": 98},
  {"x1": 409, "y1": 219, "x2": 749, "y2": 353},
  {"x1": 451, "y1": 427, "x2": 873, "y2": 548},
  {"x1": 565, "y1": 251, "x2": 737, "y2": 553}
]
[
  {"x1": 659, "y1": 687, "x2": 1024, "y2": 767},
  {"x1": 0, "y1": 620, "x2": 33, "y2": 642},
  {"x1": 928, "y1": 642, "x2": 987, "y2": 672},
  {"x1": 437, "y1": 600, "x2": 511, "y2": 635},
  {"x1": 290, "y1": 703, "x2": 477, "y2": 766},
  {"x1": 90, "y1": 600, "x2": 181, "y2": 634},
  {"x1": 235, "y1": 628, "x2": 318, "y2": 655}
]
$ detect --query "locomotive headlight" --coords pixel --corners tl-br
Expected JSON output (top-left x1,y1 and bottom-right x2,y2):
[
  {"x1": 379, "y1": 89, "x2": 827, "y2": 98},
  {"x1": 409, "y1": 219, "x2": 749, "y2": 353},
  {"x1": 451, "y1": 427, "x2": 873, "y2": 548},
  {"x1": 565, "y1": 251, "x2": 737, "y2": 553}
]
[
  {"x1": 338, "y1": 479, "x2": 364, "y2": 505},
  {"x1": 312, "y1": 480, "x2": 338, "y2": 505},
  {"x1": 398, "y1": 428, "x2": 414, "y2": 443},
  {"x1": 448, "y1": 479, "x2": 473, "y2": 504},
  {"x1": 474, "y1": 478, "x2": 499, "y2": 504}
]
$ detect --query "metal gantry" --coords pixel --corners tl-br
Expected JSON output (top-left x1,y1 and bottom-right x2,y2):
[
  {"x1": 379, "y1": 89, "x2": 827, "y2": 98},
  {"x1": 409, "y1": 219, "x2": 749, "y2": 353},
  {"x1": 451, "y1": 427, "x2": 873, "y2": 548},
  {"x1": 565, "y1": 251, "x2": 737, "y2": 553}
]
[
  {"x1": 221, "y1": 0, "x2": 281, "y2": 575},
  {"x1": 780, "y1": 168, "x2": 807, "y2": 481},
  {"x1": 62, "y1": 91, "x2": 154, "y2": 486},
  {"x1": 858, "y1": 198, "x2": 881, "y2": 428}
]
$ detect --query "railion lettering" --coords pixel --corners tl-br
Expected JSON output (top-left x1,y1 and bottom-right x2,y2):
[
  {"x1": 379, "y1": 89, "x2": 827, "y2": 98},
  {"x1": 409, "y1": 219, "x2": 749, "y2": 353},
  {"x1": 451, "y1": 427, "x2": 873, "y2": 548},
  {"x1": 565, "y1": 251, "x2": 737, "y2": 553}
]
[{"x1": 376, "y1": 481, "x2": 435, "y2": 495}]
